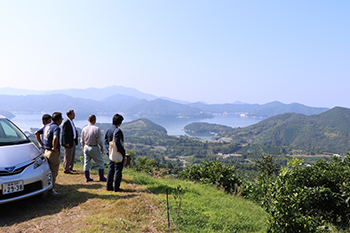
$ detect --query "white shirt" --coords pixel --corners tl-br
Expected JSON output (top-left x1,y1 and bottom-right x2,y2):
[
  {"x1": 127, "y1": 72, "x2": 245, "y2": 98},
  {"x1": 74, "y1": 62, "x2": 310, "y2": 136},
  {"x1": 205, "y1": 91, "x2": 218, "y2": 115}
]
[{"x1": 69, "y1": 119, "x2": 77, "y2": 139}]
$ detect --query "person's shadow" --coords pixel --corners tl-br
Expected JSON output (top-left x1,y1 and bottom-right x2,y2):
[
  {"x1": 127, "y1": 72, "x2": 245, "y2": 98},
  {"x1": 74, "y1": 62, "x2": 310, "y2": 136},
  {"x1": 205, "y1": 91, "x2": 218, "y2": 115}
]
[{"x1": 0, "y1": 181, "x2": 138, "y2": 227}]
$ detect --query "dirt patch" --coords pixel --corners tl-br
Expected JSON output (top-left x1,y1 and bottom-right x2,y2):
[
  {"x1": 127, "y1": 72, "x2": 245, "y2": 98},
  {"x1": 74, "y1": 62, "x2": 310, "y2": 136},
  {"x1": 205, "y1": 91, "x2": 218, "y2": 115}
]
[
  {"x1": 1, "y1": 205, "x2": 87, "y2": 233},
  {"x1": 0, "y1": 169, "x2": 164, "y2": 232}
]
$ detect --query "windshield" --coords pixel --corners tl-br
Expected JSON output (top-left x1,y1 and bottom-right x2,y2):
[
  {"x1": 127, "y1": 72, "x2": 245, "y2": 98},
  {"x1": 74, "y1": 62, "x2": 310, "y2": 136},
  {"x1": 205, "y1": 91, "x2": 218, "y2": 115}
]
[{"x1": 0, "y1": 118, "x2": 30, "y2": 145}]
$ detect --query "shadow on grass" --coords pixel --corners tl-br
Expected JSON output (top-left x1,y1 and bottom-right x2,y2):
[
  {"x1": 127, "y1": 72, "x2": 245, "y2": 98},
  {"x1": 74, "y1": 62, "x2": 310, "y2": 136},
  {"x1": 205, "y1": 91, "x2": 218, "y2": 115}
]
[{"x1": 0, "y1": 182, "x2": 138, "y2": 227}]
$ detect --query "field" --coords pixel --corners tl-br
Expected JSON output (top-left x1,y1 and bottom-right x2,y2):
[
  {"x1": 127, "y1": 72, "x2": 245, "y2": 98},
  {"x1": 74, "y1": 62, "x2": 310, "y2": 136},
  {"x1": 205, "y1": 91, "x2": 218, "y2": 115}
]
[{"x1": 0, "y1": 166, "x2": 268, "y2": 232}]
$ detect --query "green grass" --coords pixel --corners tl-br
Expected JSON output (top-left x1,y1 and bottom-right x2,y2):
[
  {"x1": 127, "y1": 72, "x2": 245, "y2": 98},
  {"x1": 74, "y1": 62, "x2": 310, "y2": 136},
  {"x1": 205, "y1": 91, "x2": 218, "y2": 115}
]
[
  {"x1": 127, "y1": 170, "x2": 269, "y2": 233},
  {"x1": 0, "y1": 165, "x2": 268, "y2": 232}
]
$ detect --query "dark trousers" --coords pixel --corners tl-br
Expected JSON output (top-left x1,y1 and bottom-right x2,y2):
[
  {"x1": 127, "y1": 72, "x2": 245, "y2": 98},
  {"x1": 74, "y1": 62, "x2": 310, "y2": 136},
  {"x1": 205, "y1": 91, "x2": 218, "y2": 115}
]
[
  {"x1": 106, "y1": 159, "x2": 124, "y2": 191},
  {"x1": 63, "y1": 141, "x2": 76, "y2": 172}
]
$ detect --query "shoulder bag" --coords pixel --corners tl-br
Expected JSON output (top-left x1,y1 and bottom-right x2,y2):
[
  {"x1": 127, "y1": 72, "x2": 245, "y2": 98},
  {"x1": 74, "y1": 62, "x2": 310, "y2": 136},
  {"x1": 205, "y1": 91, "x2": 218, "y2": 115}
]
[{"x1": 108, "y1": 129, "x2": 123, "y2": 163}]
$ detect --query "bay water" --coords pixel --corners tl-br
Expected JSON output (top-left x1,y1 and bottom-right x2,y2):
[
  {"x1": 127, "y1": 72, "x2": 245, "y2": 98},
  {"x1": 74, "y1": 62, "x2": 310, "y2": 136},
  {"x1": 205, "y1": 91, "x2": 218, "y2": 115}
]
[{"x1": 11, "y1": 114, "x2": 261, "y2": 139}]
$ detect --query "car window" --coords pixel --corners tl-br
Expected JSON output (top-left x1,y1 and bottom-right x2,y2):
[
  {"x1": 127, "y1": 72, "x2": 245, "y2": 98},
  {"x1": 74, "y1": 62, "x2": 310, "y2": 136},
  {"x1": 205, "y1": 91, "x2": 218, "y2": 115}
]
[{"x1": 0, "y1": 118, "x2": 29, "y2": 145}]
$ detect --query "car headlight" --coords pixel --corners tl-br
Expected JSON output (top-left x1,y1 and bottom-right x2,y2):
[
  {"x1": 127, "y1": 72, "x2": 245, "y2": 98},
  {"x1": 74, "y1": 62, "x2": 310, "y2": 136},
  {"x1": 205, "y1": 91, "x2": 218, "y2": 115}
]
[{"x1": 34, "y1": 155, "x2": 47, "y2": 169}]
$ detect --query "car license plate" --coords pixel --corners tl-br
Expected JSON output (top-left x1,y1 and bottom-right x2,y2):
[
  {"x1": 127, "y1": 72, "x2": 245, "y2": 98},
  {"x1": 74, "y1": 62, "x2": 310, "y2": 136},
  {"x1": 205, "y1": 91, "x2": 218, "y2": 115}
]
[{"x1": 2, "y1": 181, "x2": 24, "y2": 195}]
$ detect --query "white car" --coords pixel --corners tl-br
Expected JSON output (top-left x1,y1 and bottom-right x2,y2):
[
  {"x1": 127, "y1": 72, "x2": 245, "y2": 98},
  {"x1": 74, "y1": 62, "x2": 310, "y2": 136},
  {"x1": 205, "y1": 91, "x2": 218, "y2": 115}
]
[{"x1": 0, "y1": 115, "x2": 53, "y2": 204}]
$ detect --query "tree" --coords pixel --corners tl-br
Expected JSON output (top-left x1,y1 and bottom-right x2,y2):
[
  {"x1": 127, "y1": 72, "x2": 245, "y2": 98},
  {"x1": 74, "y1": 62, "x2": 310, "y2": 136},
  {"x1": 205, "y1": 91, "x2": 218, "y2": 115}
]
[
  {"x1": 179, "y1": 161, "x2": 241, "y2": 194},
  {"x1": 255, "y1": 155, "x2": 279, "y2": 178}
]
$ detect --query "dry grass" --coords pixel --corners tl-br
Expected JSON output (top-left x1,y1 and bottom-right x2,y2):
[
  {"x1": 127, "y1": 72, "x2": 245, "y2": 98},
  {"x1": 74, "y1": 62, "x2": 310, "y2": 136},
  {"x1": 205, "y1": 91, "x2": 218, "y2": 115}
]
[{"x1": 0, "y1": 167, "x2": 170, "y2": 233}]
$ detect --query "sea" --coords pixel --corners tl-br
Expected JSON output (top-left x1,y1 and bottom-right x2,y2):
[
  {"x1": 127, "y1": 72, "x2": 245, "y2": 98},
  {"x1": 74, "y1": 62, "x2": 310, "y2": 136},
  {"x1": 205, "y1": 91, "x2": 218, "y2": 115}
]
[{"x1": 10, "y1": 114, "x2": 262, "y2": 140}]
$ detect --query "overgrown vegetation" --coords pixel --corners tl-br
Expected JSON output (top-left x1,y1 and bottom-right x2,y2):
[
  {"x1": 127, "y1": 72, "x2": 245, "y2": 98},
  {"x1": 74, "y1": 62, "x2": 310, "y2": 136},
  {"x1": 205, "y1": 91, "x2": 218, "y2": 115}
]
[
  {"x1": 179, "y1": 161, "x2": 241, "y2": 194},
  {"x1": 0, "y1": 164, "x2": 268, "y2": 233},
  {"x1": 243, "y1": 154, "x2": 350, "y2": 232},
  {"x1": 133, "y1": 153, "x2": 350, "y2": 232}
]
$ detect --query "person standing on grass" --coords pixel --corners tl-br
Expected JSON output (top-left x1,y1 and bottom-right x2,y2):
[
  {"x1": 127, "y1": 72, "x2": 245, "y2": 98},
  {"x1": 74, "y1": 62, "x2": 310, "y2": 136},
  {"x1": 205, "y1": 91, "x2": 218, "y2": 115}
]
[
  {"x1": 42, "y1": 112, "x2": 63, "y2": 195},
  {"x1": 61, "y1": 109, "x2": 78, "y2": 174},
  {"x1": 80, "y1": 114, "x2": 106, "y2": 182},
  {"x1": 104, "y1": 114, "x2": 125, "y2": 192},
  {"x1": 34, "y1": 114, "x2": 52, "y2": 153}
]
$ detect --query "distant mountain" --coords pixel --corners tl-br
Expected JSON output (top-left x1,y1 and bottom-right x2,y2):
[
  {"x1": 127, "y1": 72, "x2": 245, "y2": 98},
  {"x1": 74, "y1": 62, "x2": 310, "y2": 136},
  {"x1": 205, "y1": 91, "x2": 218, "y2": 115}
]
[
  {"x1": 100, "y1": 94, "x2": 142, "y2": 111},
  {"x1": 0, "y1": 94, "x2": 105, "y2": 118},
  {"x1": 0, "y1": 86, "x2": 331, "y2": 120},
  {"x1": 0, "y1": 85, "x2": 189, "y2": 104},
  {"x1": 233, "y1": 101, "x2": 246, "y2": 105},
  {"x1": 0, "y1": 94, "x2": 211, "y2": 120},
  {"x1": 218, "y1": 107, "x2": 350, "y2": 152},
  {"x1": 0, "y1": 86, "x2": 157, "y2": 101},
  {"x1": 42, "y1": 85, "x2": 158, "y2": 101},
  {"x1": 188, "y1": 101, "x2": 328, "y2": 118},
  {"x1": 123, "y1": 98, "x2": 212, "y2": 119},
  {"x1": 157, "y1": 96, "x2": 191, "y2": 105}
]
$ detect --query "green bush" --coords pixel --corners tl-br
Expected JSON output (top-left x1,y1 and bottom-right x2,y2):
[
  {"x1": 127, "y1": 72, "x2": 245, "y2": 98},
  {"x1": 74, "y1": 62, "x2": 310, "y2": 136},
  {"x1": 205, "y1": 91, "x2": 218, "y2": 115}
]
[
  {"x1": 133, "y1": 156, "x2": 156, "y2": 175},
  {"x1": 267, "y1": 157, "x2": 325, "y2": 232},
  {"x1": 247, "y1": 155, "x2": 350, "y2": 232},
  {"x1": 242, "y1": 155, "x2": 279, "y2": 210},
  {"x1": 179, "y1": 161, "x2": 241, "y2": 194}
]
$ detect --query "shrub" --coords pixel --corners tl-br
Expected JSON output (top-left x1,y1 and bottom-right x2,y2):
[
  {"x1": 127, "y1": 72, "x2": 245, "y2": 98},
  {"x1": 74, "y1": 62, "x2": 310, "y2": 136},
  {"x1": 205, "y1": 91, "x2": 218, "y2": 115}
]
[
  {"x1": 133, "y1": 156, "x2": 156, "y2": 175},
  {"x1": 242, "y1": 155, "x2": 279, "y2": 210},
  {"x1": 259, "y1": 155, "x2": 350, "y2": 232},
  {"x1": 179, "y1": 161, "x2": 241, "y2": 194}
]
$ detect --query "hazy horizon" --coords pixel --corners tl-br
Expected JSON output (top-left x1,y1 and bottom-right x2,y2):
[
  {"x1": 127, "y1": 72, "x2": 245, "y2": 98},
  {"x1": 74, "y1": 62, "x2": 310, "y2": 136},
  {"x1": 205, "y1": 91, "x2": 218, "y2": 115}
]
[{"x1": 0, "y1": 85, "x2": 334, "y2": 109}]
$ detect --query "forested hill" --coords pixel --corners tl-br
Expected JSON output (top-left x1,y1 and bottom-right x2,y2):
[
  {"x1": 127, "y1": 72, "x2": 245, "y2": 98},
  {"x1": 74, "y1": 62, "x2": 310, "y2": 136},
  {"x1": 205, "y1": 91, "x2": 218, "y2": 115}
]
[
  {"x1": 185, "y1": 122, "x2": 231, "y2": 134},
  {"x1": 218, "y1": 107, "x2": 350, "y2": 152},
  {"x1": 96, "y1": 118, "x2": 168, "y2": 137},
  {"x1": 121, "y1": 118, "x2": 168, "y2": 136},
  {"x1": 188, "y1": 101, "x2": 329, "y2": 118}
]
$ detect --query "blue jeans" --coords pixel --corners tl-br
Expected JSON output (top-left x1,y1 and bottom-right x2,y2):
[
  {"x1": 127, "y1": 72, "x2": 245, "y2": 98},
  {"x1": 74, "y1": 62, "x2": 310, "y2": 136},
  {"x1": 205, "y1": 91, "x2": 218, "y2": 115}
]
[{"x1": 106, "y1": 159, "x2": 124, "y2": 191}]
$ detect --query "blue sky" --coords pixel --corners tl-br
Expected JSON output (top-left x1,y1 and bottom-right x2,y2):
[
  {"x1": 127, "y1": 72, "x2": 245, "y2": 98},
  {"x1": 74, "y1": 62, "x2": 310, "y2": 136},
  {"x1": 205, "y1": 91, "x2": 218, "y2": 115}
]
[{"x1": 0, "y1": 1, "x2": 349, "y2": 108}]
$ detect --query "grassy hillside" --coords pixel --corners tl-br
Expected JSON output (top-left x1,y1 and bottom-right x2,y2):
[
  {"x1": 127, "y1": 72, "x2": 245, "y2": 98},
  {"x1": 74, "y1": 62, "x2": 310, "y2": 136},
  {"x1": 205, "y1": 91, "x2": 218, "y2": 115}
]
[
  {"x1": 0, "y1": 166, "x2": 268, "y2": 233},
  {"x1": 219, "y1": 107, "x2": 350, "y2": 152}
]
